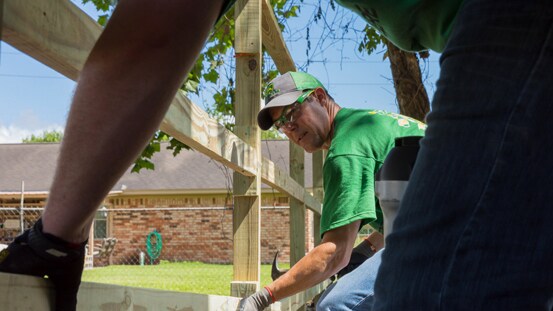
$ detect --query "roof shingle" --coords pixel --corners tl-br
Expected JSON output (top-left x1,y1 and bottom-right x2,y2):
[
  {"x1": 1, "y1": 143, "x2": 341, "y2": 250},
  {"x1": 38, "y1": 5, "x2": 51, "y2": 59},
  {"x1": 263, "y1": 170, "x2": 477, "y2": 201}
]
[{"x1": 0, "y1": 141, "x2": 313, "y2": 193}]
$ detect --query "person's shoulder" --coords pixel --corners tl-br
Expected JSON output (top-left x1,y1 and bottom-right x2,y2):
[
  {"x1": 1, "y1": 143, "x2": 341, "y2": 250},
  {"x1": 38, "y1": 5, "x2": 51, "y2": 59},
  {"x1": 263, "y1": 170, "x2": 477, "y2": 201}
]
[
  {"x1": 336, "y1": 107, "x2": 379, "y2": 120},
  {"x1": 336, "y1": 108, "x2": 401, "y2": 126},
  {"x1": 363, "y1": 109, "x2": 427, "y2": 131}
]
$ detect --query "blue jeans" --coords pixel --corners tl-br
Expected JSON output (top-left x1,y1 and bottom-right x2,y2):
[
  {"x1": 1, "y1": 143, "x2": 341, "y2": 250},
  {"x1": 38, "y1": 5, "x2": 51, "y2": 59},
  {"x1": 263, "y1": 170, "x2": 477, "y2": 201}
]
[
  {"x1": 317, "y1": 249, "x2": 382, "y2": 311},
  {"x1": 374, "y1": 0, "x2": 553, "y2": 310}
]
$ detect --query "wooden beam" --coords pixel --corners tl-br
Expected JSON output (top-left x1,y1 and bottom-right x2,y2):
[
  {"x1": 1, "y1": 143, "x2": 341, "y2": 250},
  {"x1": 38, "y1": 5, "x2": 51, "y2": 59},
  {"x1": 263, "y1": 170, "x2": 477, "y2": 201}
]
[
  {"x1": 2, "y1": 0, "x2": 319, "y2": 214},
  {"x1": 160, "y1": 93, "x2": 259, "y2": 177},
  {"x1": 261, "y1": 158, "x2": 321, "y2": 215},
  {"x1": 230, "y1": 280, "x2": 258, "y2": 298},
  {"x1": 232, "y1": 0, "x2": 263, "y2": 295},
  {"x1": 0, "y1": 272, "x2": 241, "y2": 310},
  {"x1": 311, "y1": 150, "x2": 325, "y2": 245},
  {"x1": 0, "y1": 272, "x2": 329, "y2": 310},
  {"x1": 2, "y1": 0, "x2": 321, "y2": 214},
  {"x1": 1, "y1": 0, "x2": 101, "y2": 80},
  {"x1": 289, "y1": 143, "x2": 305, "y2": 266},
  {"x1": 261, "y1": 0, "x2": 296, "y2": 73}
]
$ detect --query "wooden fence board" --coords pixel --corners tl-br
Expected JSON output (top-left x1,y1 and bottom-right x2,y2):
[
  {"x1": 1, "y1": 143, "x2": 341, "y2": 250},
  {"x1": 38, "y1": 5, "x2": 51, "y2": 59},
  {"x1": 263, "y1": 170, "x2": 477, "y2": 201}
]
[
  {"x1": 2, "y1": 0, "x2": 321, "y2": 214},
  {"x1": 0, "y1": 272, "x2": 329, "y2": 311},
  {"x1": 0, "y1": 272, "x2": 241, "y2": 310}
]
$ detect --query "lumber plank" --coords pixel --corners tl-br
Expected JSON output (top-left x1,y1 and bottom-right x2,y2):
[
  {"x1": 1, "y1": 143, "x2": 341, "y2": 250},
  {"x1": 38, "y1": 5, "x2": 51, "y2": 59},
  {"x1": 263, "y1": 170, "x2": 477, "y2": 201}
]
[
  {"x1": 261, "y1": 0, "x2": 296, "y2": 73},
  {"x1": 3, "y1": 0, "x2": 321, "y2": 213},
  {"x1": 311, "y1": 150, "x2": 325, "y2": 245},
  {"x1": 0, "y1": 272, "x2": 54, "y2": 310},
  {"x1": 230, "y1": 280, "x2": 258, "y2": 298},
  {"x1": 289, "y1": 143, "x2": 306, "y2": 266},
  {"x1": 0, "y1": 272, "x2": 329, "y2": 311},
  {"x1": 160, "y1": 93, "x2": 259, "y2": 177},
  {"x1": 0, "y1": 272, "x2": 241, "y2": 310},
  {"x1": 232, "y1": 0, "x2": 263, "y2": 292},
  {"x1": 2, "y1": 0, "x2": 101, "y2": 80},
  {"x1": 261, "y1": 158, "x2": 321, "y2": 215}
]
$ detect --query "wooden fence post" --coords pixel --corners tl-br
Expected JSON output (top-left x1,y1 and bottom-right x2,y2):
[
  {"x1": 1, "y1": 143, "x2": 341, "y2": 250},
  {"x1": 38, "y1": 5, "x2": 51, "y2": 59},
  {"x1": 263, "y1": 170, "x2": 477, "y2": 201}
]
[
  {"x1": 312, "y1": 150, "x2": 324, "y2": 246},
  {"x1": 289, "y1": 144, "x2": 305, "y2": 266},
  {"x1": 232, "y1": 0, "x2": 263, "y2": 298}
]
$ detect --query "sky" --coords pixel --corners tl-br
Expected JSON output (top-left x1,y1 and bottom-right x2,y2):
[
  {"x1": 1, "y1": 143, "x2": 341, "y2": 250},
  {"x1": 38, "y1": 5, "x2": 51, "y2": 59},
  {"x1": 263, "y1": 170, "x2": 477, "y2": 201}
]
[{"x1": 0, "y1": 1, "x2": 441, "y2": 143}]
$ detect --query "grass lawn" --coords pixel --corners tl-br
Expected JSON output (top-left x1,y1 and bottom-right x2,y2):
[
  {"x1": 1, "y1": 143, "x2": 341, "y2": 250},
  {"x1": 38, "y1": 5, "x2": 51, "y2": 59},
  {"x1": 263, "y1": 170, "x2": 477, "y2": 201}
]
[{"x1": 82, "y1": 261, "x2": 290, "y2": 296}]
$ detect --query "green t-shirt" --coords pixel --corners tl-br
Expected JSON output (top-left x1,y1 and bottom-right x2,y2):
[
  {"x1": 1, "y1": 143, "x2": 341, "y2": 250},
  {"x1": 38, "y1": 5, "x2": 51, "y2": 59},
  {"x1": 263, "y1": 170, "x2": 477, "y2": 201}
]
[
  {"x1": 335, "y1": 0, "x2": 464, "y2": 52},
  {"x1": 321, "y1": 108, "x2": 426, "y2": 237}
]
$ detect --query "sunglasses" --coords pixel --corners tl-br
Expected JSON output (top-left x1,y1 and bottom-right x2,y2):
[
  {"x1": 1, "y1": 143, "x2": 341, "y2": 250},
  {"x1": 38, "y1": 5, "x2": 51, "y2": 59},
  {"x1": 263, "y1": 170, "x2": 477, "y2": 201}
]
[{"x1": 273, "y1": 89, "x2": 315, "y2": 132}]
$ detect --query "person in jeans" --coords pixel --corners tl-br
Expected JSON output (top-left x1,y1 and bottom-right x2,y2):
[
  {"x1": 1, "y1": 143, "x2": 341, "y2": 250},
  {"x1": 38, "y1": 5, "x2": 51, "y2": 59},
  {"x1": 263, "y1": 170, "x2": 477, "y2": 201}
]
[
  {"x1": 243, "y1": 1, "x2": 553, "y2": 310},
  {"x1": 373, "y1": 1, "x2": 553, "y2": 310},
  {"x1": 237, "y1": 71, "x2": 425, "y2": 310}
]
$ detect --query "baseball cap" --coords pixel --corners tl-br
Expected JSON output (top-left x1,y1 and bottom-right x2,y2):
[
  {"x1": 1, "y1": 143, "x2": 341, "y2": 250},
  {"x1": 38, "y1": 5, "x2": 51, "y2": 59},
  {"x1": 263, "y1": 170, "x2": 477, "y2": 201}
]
[{"x1": 257, "y1": 71, "x2": 326, "y2": 130}]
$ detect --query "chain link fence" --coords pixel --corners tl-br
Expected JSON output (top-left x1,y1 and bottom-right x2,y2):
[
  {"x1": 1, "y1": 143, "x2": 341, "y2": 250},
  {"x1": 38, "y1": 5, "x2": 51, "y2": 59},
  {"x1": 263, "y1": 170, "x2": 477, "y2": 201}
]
[{"x1": 0, "y1": 204, "x2": 296, "y2": 296}]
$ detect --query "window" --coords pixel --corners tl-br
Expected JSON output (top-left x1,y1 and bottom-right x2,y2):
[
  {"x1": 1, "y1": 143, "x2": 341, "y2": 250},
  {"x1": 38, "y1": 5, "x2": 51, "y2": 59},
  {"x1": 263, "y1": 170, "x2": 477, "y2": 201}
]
[{"x1": 94, "y1": 206, "x2": 108, "y2": 239}]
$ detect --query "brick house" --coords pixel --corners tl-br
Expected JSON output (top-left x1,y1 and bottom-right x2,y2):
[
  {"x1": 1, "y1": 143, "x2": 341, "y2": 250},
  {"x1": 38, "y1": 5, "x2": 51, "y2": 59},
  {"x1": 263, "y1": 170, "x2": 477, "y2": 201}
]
[{"x1": 0, "y1": 141, "x2": 316, "y2": 265}]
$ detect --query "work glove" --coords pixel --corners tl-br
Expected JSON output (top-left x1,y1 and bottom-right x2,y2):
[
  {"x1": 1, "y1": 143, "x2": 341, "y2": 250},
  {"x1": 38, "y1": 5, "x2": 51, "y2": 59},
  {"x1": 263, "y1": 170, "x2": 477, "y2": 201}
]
[
  {"x1": 0, "y1": 219, "x2": 86, "y2": 311},
  {"x1": 236, "y1": 287, "x2": 273, "y2": 311}
]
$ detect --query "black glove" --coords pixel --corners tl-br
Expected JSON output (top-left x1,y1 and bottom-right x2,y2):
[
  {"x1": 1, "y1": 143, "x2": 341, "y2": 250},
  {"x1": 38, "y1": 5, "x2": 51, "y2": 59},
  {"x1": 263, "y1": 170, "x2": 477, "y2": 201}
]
[
  {"x1": 236, "y1": 287, "x2": 273, "y2": 311},
  {"x1": 0, "y1": 219, "x2": 86, "y2": 311}
]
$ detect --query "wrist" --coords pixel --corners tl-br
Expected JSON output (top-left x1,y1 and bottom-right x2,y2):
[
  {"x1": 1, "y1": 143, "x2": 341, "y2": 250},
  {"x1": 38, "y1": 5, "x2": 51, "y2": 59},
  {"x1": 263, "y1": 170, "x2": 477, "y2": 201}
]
[{"x1": 264, "y1": 286, "x2": 276, "y2": 303}]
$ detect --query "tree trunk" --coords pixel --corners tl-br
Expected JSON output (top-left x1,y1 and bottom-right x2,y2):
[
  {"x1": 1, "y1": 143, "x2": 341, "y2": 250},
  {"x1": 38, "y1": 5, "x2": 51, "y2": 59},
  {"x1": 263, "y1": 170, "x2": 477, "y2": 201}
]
[{"x1": 384, "y1": 39, "x2": 430, "y2": 122}]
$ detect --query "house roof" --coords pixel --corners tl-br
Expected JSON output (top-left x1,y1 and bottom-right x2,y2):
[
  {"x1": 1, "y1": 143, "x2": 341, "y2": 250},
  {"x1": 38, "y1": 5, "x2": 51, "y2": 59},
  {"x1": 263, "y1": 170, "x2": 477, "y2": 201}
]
[{"x1": 0, "y1": 141, "x2": 314, "y2": 194}]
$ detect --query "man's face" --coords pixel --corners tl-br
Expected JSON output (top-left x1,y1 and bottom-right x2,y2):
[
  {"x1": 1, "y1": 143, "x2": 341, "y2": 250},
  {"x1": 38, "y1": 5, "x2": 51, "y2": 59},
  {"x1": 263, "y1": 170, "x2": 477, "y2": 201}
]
[{"x1": 269, "y1": 92, "x2": 331, "y2": 153}]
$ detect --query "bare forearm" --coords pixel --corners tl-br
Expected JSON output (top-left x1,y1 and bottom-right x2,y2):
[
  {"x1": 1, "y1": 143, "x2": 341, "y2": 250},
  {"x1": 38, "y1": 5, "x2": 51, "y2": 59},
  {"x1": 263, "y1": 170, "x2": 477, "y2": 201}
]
[
  {"x1": 268, "y1": 243, "x2": 343, "y2": 300},
  {"x1": 42, "y1": 0, "x2": 224, "y2": 242}
]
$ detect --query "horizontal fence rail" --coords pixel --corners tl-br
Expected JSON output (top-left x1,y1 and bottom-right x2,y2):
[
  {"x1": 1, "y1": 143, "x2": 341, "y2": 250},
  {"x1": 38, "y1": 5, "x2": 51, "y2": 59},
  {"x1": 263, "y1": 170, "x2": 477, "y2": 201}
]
[
  {"x1": 0, "y1": 205, "x2": 312, "y2": 294},
  {"x1": 1, "y1": 0, "x2": 321, "y2": 214}
]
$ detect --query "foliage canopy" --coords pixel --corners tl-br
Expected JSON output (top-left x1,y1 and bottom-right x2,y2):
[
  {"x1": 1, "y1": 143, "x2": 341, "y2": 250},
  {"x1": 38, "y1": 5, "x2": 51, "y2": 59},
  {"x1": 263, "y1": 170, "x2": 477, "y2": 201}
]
[{"x1": 22, "y1": 130, "x2": 63, "y2": 143}]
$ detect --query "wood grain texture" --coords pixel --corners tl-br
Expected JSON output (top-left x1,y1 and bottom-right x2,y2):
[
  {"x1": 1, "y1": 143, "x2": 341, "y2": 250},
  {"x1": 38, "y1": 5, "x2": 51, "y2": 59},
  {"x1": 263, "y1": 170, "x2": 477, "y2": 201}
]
[
  {"x1": 311, "y1": 150, "x2": 324, "y2": 245},
  {"x1": 2, "y1": 0, "x2": 101, "y2": 80},
  {"x1": 0, "y1": 272, "x2": 241, "y2": 310},
  {"x1": 232, "y1": 0, "x2": 262, "y2": 288},
  {"x1": 261, "y1": 0, "x2": 296, "y2": 73},
  {"x1": 289, "y1": 144, "x2": 305, "y2": 266},
  {"x1": 3, "y1": 0, "x2": 320, "y2": 213}
]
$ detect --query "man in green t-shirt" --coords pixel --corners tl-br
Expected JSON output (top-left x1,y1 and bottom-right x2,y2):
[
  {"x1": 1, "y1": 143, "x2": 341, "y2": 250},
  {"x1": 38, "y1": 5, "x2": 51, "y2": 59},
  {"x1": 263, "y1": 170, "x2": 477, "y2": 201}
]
[{"x1": 237, "y1": 71, "x2": 425, "y2": 310}]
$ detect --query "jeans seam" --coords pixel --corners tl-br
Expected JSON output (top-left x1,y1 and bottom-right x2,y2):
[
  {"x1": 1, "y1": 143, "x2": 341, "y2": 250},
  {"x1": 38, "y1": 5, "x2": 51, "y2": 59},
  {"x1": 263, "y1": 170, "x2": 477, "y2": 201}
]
[
  {"x1": 351, "y1": 293, "x2": 374, "y2": 311},
  {"x1": 438, "y1": 17, "x2": 553, "y2": 310}
]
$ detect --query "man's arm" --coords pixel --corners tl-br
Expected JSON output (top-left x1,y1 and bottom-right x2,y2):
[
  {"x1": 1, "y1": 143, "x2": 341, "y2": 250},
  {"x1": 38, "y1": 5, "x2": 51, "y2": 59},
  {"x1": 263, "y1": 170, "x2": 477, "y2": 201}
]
[
  {"x1": 0, "y1": 1, "x2": 226, "y2": 310},
  {"x1": 43, "y1": 0, "x2": 225, "y2": 242},
  {"x1": 237, "y1": 220, "x2": 361, "y2": 310},
  {"x1": 269, "y1": 220, "x2": 361, "y2": 299}
]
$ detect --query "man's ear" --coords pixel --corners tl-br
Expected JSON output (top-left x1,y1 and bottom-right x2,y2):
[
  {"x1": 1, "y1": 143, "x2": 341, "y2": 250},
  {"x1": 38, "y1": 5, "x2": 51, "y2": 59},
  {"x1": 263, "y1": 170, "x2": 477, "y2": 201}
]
[{"x1": 314, "y1": 87, "x2": 327, "y2": 107}]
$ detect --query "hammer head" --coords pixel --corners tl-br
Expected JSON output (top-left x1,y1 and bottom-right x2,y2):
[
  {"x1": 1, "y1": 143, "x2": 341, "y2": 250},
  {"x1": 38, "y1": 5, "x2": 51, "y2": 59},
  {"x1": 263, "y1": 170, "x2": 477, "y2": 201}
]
[{"x1": 271, "y1": 250, "x2": 289, "y2": 281}]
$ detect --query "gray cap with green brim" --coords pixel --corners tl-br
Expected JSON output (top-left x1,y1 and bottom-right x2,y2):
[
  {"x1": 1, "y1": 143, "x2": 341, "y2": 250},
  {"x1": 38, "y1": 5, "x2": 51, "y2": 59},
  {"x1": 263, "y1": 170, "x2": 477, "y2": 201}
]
[{"x1": 257, "y1": 71, "x2": 326, "y2": 130}]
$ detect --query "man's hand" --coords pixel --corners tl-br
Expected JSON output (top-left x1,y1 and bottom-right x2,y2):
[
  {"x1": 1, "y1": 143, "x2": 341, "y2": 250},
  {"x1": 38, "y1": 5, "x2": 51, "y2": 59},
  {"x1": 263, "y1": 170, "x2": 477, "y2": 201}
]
[
  {"x1": 236, "y1": 287, "x2": 273, "y2": 311},
  {"x1": 0, "y1": 219, "x2": 86, "y2": 311}
]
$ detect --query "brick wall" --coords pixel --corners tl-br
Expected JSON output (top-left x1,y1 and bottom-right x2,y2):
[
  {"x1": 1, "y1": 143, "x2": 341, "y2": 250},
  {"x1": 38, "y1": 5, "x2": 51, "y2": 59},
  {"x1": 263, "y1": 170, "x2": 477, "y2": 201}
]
[{"x1": 97, "y1": 193, "x2": 315, "y2": 266}]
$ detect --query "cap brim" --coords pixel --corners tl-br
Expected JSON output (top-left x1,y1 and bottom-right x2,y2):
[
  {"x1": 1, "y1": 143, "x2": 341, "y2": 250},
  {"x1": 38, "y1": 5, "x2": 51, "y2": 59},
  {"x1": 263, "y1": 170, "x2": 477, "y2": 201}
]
[{"x1": 257, "y1": 90, "x2": 303, "y2": 130}]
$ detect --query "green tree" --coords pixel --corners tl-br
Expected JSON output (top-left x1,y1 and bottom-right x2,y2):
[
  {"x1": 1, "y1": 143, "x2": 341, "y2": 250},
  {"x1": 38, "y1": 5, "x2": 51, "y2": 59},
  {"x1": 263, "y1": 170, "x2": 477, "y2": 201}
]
[{"x1": 22, "y1": 130, "x2": 64, "y2": 143}]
